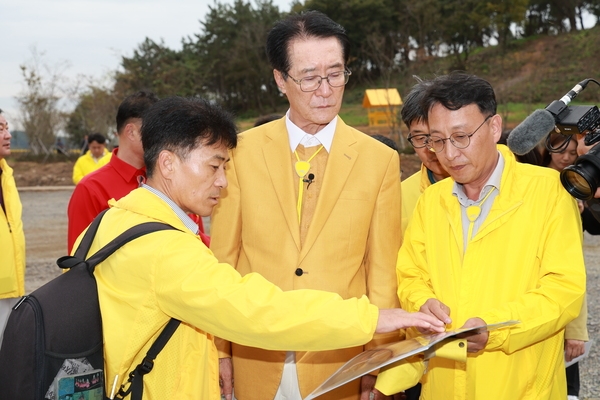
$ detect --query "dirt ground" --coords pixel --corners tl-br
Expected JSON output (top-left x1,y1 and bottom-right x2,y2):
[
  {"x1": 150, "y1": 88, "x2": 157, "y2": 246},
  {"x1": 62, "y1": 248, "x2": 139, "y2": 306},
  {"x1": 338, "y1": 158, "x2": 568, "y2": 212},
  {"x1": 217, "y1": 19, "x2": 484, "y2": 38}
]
[{"x1": 11, "y1": 160, "x2": 76, "y2": 187}]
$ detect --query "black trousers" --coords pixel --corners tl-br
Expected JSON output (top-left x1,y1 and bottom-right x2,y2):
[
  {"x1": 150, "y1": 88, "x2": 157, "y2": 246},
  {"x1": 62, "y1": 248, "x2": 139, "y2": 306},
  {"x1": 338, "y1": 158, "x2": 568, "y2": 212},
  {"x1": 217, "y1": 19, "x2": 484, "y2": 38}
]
[{"x1": 566, "y1": 362, "x2": 580, "y2": 397}]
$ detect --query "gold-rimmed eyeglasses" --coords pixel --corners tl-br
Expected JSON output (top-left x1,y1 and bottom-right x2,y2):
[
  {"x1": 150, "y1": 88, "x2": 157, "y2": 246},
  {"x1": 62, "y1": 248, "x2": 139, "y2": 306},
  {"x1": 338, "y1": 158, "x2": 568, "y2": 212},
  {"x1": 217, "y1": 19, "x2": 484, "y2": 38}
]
[
  {"x1": 285, "y1": 69, "x2": 351, "y2": 92},
  {"x1": 427, "y1": 114, "x2": 493, "y2": 153}
]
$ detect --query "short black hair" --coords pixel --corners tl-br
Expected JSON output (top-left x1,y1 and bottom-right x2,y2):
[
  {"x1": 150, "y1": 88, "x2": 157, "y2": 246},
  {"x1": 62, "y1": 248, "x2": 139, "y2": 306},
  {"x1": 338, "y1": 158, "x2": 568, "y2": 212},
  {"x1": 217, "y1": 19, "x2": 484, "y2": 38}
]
[
  {"x1": 116, "y1": 90, "x2": 159, "y2": 133},
  {"x1": 142, "y1": 97, "x2": 237, "y2": 177},
  {"x1": 87, "y1": 133, "x2": 106, "y2": 145},
  {"x1": 254, "y1": 114, "x2": 283, "y2": 127},
  {"x1": 422, "y1": 72, "x2": 497, "y2": 117},
  {"x1": 266, "y1": 10, "x2": 350, "y2": 75},
  {"x1": 401, "y1": 77, "x2": 431, "y2": 128},
  {"x1": 371, "y1": 134, "x2": 398, "y2": 152}
]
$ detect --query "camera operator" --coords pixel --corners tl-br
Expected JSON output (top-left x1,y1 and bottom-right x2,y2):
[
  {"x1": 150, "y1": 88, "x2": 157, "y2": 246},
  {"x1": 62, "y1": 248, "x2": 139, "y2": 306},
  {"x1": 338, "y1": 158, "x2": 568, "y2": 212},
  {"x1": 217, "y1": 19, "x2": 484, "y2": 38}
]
[{"x1": 568, "y1": 134, "x2": 600, "y2": 230}]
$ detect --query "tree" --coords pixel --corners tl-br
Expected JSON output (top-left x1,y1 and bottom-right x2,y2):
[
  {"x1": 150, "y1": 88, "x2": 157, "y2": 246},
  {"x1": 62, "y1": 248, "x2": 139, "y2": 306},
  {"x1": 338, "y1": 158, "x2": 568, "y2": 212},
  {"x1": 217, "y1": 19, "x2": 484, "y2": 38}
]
[
  {"x1": 488, "y1": 0, "x2": 529, "y2": 49},
  {"x1": 194, "y1": 0, "x2": 284, "y2": 113},
  {"x1": 65, "y1": 85, "x2": 120, "y2": 148},
  {"x1": 114, "y1": 38, "x2": 203, "y2": 99},
  {"x1": 16, "y1": 49, "x2": 67, "y2": 155}
]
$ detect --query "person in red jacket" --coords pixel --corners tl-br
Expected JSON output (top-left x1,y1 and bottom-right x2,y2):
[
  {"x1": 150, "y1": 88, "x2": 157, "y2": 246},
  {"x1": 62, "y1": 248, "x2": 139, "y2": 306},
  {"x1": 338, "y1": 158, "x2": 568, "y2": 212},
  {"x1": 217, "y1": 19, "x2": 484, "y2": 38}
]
[{"x1": 67, "y1": 91, "x2": 157, "y2": 253}]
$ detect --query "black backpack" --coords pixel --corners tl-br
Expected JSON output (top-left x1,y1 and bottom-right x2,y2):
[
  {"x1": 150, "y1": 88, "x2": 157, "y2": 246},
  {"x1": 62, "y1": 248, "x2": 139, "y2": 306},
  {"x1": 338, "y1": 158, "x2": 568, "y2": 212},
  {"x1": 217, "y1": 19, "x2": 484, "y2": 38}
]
[{"x1": 0, "y1": 209, "x2": 181, "y2": 400}]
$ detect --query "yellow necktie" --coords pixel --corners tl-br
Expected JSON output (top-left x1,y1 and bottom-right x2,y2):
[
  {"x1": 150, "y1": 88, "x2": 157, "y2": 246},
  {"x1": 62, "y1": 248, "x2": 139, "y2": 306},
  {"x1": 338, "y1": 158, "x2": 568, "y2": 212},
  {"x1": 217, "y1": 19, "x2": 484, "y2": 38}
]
[{"x1": 294, "y1": 145, "x2": 324, "y2": 223}]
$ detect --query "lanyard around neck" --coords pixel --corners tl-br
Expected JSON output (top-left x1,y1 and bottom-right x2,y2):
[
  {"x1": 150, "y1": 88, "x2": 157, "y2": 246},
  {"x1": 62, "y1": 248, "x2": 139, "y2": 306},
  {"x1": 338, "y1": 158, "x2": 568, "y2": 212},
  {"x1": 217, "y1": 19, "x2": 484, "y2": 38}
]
[{"x1": 465, "y1": 187, "x2": 496, "y2": 242}]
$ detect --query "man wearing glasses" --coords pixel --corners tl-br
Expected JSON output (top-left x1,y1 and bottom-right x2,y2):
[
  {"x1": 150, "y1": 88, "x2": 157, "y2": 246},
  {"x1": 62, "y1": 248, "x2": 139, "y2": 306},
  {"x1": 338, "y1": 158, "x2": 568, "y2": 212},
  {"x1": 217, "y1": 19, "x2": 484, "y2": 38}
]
[
  {"x1": 211, "y1": 10, "x2": 401, "y2": 400},
  {"x1": 376, "y1": 72, "x2": 586, "y2": 399},
  {"x1": 401, "y1": 78, "x2": 450, "y2": 234}
]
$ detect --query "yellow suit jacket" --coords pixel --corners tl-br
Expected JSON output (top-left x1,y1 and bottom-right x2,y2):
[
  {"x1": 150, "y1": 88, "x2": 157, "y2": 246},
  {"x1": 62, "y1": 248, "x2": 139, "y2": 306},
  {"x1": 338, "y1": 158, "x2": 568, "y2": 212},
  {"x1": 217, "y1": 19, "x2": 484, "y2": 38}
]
[{"x1": 211, "y1": 117, "x2": 402, "y2": 400}]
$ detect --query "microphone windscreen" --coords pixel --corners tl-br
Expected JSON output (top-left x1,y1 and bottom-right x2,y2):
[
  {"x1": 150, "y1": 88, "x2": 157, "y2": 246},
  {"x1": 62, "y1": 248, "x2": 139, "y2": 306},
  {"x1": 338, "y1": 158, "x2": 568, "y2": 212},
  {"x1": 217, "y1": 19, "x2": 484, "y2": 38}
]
[{"x1": 507, "y1": 109, "x2": 556, "y2": 155}]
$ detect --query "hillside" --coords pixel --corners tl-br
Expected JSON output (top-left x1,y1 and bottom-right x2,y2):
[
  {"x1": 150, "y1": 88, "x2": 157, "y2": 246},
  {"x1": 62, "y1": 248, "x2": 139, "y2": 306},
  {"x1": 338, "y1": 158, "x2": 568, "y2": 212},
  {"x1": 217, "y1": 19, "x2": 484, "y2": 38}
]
[
  {"x1": 330, "y1": 26, "x2": 600, "y2": 132},
  {"x1": 399, "y1": 25, "x2": 600, "y2": 104}
]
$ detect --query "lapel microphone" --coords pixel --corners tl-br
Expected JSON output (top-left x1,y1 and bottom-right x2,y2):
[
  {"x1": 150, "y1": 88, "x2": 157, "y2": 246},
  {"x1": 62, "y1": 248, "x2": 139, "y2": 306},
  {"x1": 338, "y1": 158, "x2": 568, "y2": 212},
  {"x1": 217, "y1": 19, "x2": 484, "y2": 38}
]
[{"x1": 303, "y1": 173, "x2": 315, "y2": 189}]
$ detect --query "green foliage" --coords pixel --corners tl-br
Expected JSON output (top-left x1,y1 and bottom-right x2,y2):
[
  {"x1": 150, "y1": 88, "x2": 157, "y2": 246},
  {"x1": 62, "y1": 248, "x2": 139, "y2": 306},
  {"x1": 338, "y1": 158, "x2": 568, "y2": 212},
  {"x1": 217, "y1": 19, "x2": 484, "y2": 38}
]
[
  {"x1": 194, "y1": 0, "x2": 284, "y2": 113},
  {"x1": 61, "y1": 0, "x2": 599, "y2": 130},
  {"x1": 65, "y1": 86, "x2": 120, "y2": 147}
]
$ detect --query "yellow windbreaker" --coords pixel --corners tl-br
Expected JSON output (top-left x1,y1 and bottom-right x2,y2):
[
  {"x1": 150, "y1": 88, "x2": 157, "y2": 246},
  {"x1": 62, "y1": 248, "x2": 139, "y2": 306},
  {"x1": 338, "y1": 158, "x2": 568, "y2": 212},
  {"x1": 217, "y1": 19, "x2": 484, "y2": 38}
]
[
  {"x1": 387, "y1": 146, "x2": 585, "y2": 399},
  {"x1": 72, "y1": 149, "x2": 111, "y2": 184},
  {"x1": 75, "y1": 188, "x2": 379, "y2": 399},
  {"x1": 0, "y1": 159, "x2": 25, "y2": 299},
  {"x1": 401, "y1": 164, "x2": 432, "y2": 234}
]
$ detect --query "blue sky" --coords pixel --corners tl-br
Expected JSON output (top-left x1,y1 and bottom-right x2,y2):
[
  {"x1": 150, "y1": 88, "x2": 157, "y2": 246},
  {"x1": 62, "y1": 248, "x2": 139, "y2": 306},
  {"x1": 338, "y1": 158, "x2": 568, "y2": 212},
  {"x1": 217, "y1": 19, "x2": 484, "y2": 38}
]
[{"x1": 0, "y1": 0, "x2": 293, "y2": 126}]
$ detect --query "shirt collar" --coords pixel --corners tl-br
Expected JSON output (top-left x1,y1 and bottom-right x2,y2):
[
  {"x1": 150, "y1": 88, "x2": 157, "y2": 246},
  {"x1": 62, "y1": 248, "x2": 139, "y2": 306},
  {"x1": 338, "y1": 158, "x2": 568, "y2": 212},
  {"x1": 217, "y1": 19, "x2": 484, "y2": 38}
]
[
  {"x1": 111, "y1": 148, "x2": 146, "y2": 183},
  {"x1": 141, "y1": 183, "x2": 199, "y2": 235},
  {"x1": 285, "y1": 110, "x2": 337, "y2": 153},
  {"x1": 452, "y1": 150, "x2": 505, "y2": 204}
]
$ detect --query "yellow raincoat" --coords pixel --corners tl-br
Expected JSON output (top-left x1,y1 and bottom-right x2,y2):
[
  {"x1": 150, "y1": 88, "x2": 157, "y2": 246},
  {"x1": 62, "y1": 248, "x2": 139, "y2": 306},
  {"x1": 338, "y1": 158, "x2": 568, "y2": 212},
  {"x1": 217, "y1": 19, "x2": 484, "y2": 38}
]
[
  {"x1": 75, "y1": 188, "x2": 379, "y2": 399},
  {"x1": 72, "y1": 149, "x2": 111, "y2": 184},
  {"x1": 401, "y1": 164, "x2": 433, "y2": 234},
  {"x1": 384, "y1": 145, "x2": 585, "y2": 399},
  {"x1": 0, "y1": 159, "x2": 25, "y2": 298}
]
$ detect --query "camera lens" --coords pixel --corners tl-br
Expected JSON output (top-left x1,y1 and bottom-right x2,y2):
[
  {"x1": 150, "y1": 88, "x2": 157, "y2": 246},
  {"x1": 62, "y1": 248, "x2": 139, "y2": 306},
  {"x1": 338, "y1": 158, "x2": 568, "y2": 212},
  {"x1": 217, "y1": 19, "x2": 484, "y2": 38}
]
[
  {"x1": 561, "y1": 167, "x2": 596, "y2": 200},
  {"x1": 560, "y1": 143, "x2": 600, "y2": 200}
]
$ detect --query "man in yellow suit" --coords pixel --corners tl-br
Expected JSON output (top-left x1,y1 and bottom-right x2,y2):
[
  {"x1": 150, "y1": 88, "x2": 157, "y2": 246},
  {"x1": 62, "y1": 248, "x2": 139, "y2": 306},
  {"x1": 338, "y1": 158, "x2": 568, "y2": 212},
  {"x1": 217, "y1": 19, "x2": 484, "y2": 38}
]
[
  {"x1": 211, "y1": 11, "x2": 402, "y2": 400},
  {"x1": 72, "y1": 133, "x2": 111, "y2": 184},
  {"x1": 0, "y1": 109, "x2": 25, "y2": 350}
]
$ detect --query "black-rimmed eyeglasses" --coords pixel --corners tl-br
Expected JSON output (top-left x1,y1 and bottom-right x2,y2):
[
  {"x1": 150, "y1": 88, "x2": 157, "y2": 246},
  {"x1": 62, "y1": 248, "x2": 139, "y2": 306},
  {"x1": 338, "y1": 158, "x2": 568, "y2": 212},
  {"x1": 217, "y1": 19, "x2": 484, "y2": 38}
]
[
  {"x1": 407, "y1": 134, "x2": 429, "y2": 149},
  {"x1": 427, "y1": 115, "x2": 493, "y2": 153},
  {"x1": 285, "y1": 69, "x2": 351, "y2": 92}
]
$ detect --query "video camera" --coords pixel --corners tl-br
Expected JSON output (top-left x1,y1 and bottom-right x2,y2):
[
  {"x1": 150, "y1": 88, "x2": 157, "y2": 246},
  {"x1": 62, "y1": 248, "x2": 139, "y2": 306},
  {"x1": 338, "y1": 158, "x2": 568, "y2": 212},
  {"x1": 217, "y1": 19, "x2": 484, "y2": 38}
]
[{"x1": 536, "y1": 79, "x2": 600, "y2": 200}]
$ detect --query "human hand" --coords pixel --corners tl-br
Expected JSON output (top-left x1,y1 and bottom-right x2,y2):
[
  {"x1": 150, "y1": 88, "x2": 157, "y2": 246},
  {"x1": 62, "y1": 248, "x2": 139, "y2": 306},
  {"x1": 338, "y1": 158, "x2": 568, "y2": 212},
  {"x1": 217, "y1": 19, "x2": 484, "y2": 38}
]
[
  {"x1": 459, "y1": 318, "x2": 489, "y2": 353},
  {"x1": 360, "y1": 374, "x2": 390, "y2": 400},
  {"x1": 219, "y1": 357, "x2": 234, "y2": 400},
  {"x1": 376, "y1": 308, "x2": 446, "y2": 334},
  {"x1": 565, "y1": 339, "x2": 585, "y2": 362},
  {"x1": 418, "y1": 299, "x2": 452, "y2": 333}
]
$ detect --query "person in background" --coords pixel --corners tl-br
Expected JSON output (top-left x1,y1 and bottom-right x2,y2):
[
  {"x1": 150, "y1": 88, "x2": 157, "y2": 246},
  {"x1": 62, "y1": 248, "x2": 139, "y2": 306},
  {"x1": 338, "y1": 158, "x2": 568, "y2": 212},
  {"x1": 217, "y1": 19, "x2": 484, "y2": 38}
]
[
  {"x1": 400, "y1": 78, "x2": 450, "y2": 235},
  {"x1": 254, "y1": 114, "x2": 283, "y2": 127},
  {"x1": 371, "y1": 134, "x2": 398, "y2": 152},
  {"x1": 0, "y1": 109, "x2": 25, "y2": 350},
  {"x1": 542, "y1": 134, "x2": 589, "y2": 400},
  {"x1": 72, "y1": 133, "x2": 111, "y2": 184},
  {"x1": 211, "y1": 11, "x2": 402, "y2": 400},
  {"x1": 68, "y1": 92, "x2": 158, "y2": 253}
]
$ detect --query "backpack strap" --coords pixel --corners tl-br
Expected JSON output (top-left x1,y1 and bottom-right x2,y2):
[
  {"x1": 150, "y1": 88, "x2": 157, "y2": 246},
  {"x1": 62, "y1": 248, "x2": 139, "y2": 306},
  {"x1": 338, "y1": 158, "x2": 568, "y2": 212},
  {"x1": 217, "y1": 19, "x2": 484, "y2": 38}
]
[
  {"x1": 74, "y1": 208, "x2": 110, "y2": 260},
  {"x1": 62, "y1": 214, "x2": 183, "y2": 400},
  {"x1": 83, "y1": 222, "x2": 176, "y2": 273},
  {"x1": 120, "y1": 318, "x2": 181, "y2": 400}
]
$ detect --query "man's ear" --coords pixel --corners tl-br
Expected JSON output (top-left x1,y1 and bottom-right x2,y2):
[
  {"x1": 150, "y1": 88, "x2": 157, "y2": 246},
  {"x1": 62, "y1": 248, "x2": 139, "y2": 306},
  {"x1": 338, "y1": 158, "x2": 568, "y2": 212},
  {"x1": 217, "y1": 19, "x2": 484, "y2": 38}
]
[
  {"x1": 157, "y1": 150, "x2": 176, "y2": 180},
  {"x1": 273, "y1": 69, "x2": 287, "y2": 94},
  {"x1": 490, "y1": 114, "x2": 503, "y2": 143},
  {"x1": 123, "y1": 123, "x2": 136, "y2": 142}
]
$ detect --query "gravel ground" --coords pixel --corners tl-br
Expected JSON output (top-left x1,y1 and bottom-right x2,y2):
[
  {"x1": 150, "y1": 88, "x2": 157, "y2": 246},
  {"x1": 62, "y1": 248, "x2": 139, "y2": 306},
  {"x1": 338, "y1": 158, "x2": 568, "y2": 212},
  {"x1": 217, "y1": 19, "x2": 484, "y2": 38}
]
[{"x1": 19, "y1": 188, "x2": 600, "y2": 399}]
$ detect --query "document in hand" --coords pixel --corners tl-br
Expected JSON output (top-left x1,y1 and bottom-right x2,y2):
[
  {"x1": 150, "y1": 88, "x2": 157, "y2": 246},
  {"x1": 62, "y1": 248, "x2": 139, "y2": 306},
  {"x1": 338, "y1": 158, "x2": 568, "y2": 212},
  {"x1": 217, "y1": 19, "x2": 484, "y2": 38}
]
[{"x1": 305, "y1": 320, "x2": 519, "y2": 400}]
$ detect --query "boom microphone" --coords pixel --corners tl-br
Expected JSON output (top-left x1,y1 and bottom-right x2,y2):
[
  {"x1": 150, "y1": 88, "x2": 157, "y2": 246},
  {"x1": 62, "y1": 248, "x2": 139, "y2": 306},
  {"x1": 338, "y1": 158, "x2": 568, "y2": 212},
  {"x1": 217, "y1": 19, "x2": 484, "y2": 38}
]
[
  {"x1": 507, "y1": 109, "x2": 557, "y2": 155},
  {"x1": 507, "y1": 79, "x2": 593, "y2": 155}
]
